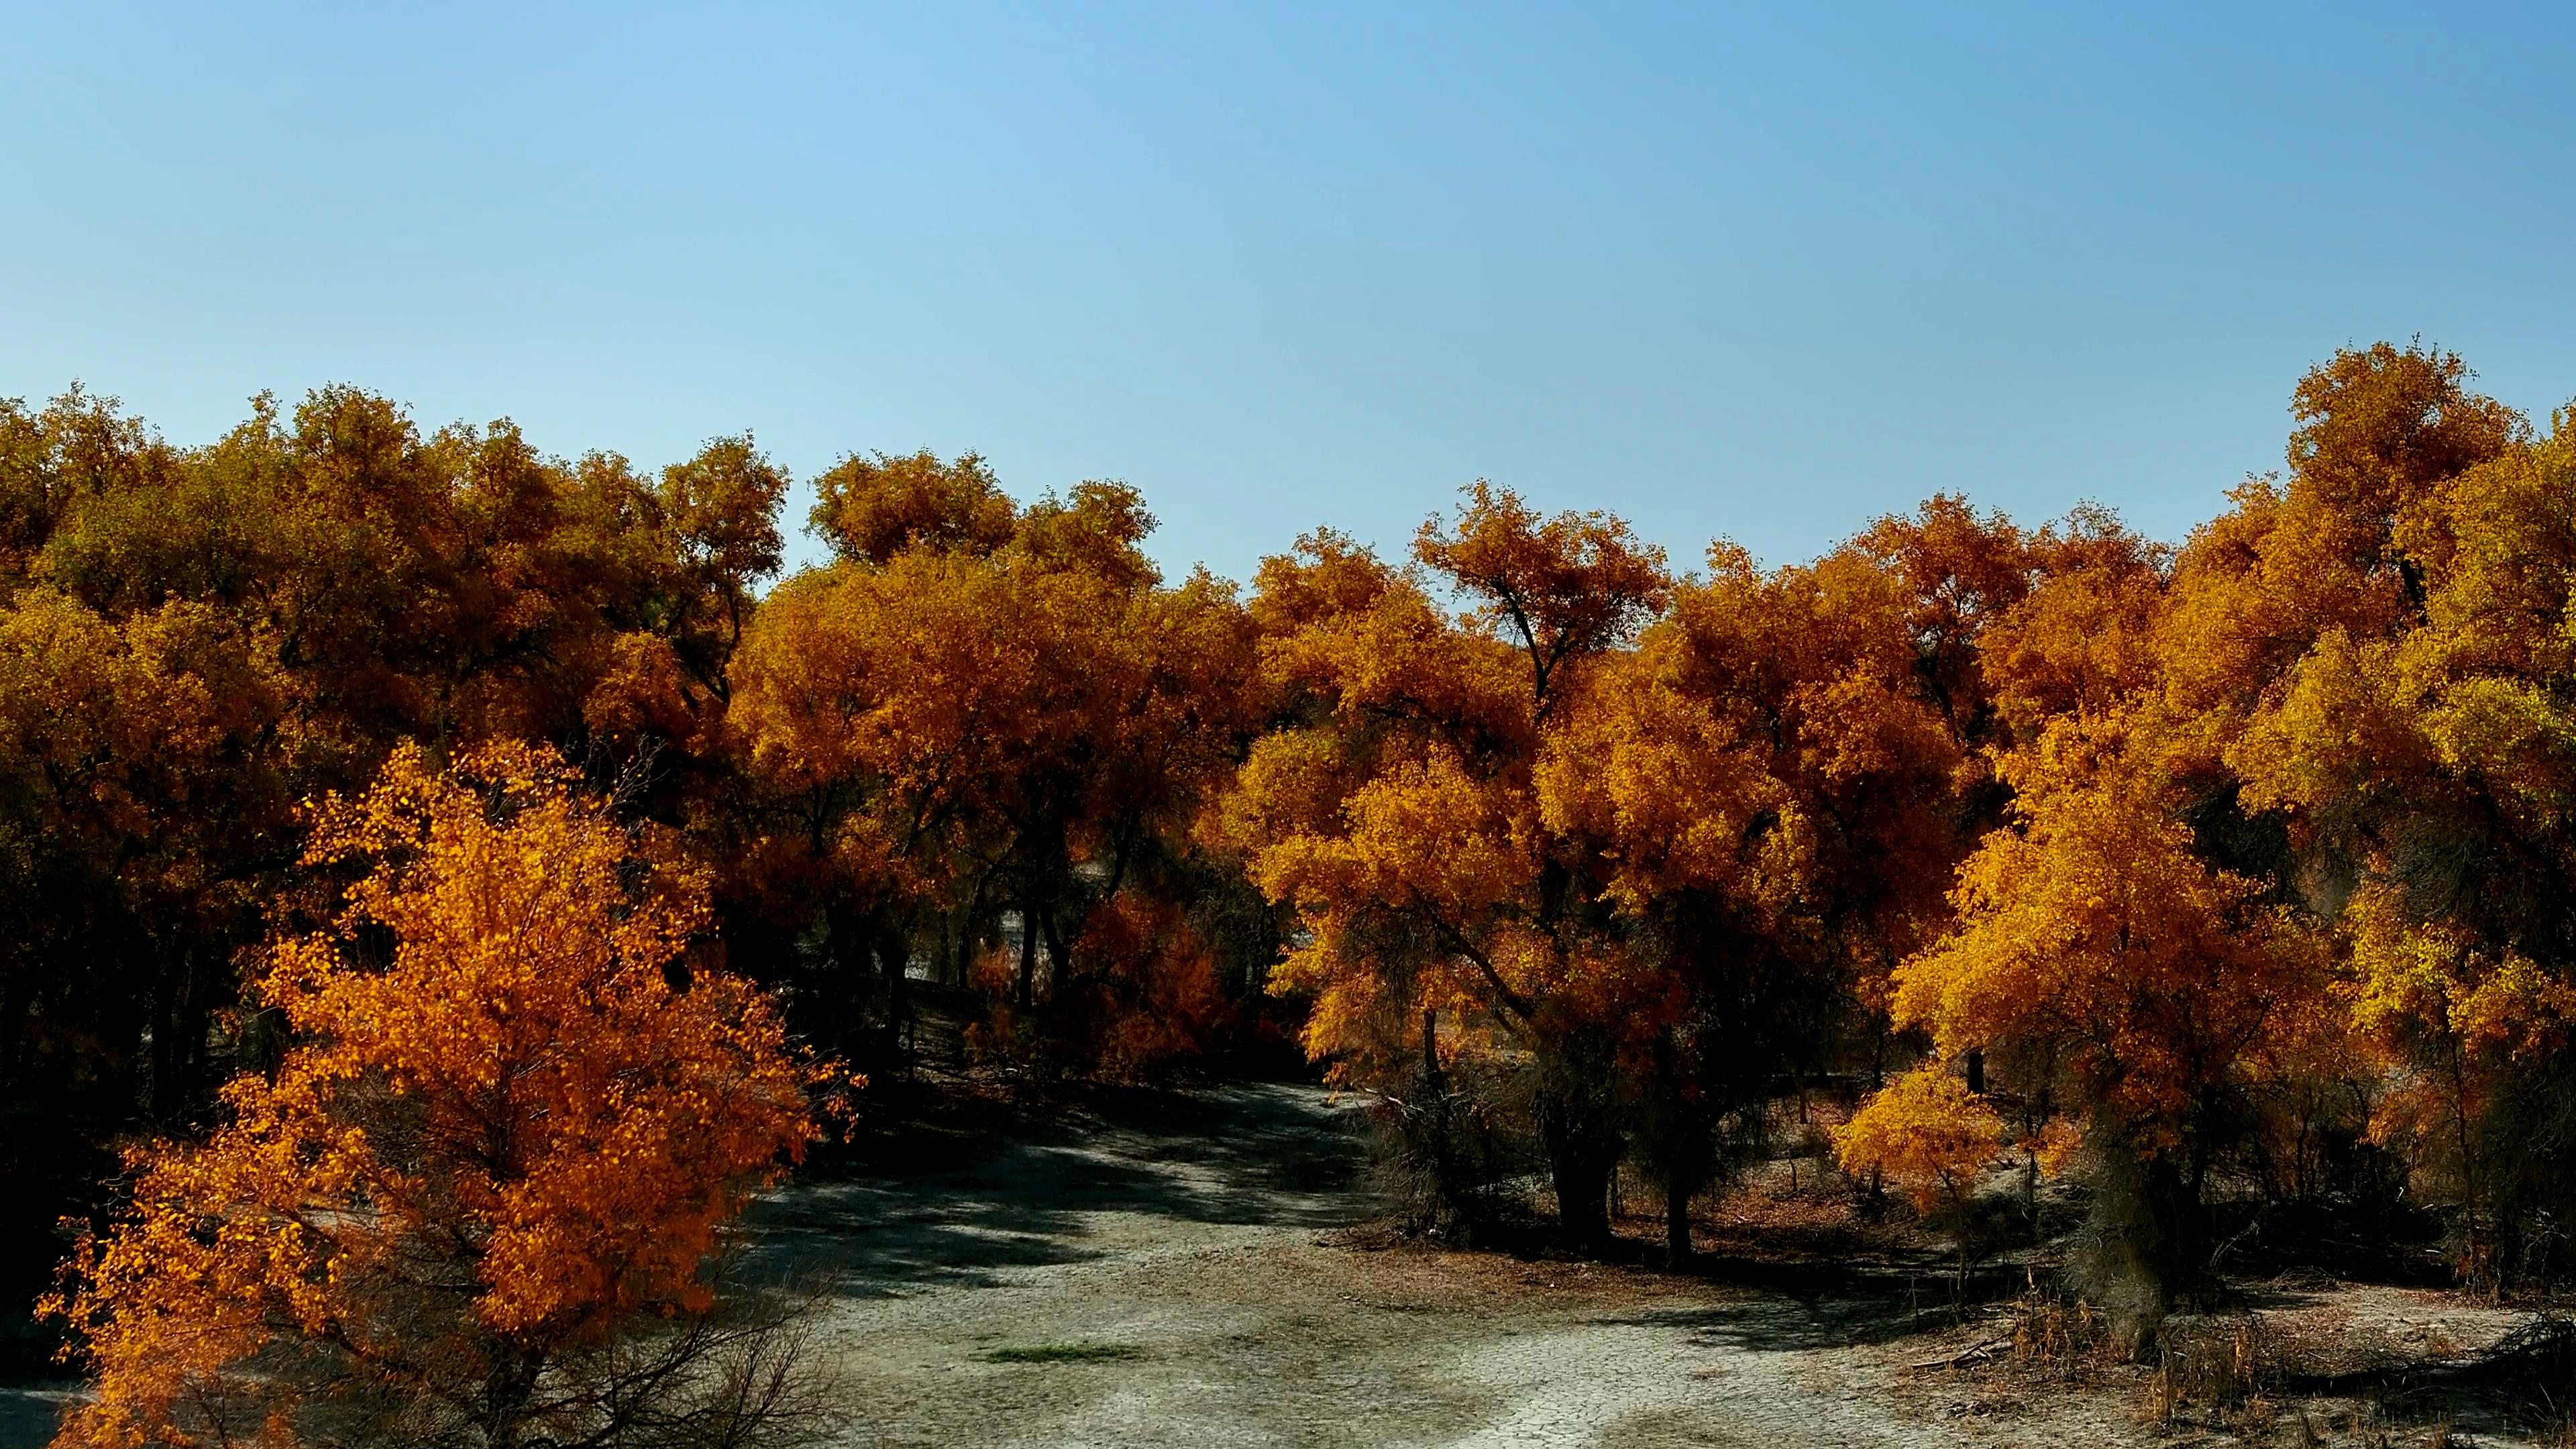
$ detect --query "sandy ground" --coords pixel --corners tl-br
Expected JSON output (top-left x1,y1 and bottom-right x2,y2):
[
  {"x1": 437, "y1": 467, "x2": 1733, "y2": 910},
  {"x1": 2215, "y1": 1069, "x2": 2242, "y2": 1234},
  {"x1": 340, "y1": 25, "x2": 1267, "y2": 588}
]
[
  {"x1": 1, "y1": 1081, "x2": 2547, "y2": 1447},
  {"x1": 760, "y1": 1081, "x2": 2167, "y2": 1448}
]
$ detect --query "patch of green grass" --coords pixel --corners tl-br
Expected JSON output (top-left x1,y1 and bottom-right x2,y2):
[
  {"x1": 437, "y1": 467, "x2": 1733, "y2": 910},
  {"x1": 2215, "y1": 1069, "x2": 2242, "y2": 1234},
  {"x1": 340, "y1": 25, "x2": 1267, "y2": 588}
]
[{"x1": 977, "y1": 1342, "x2": 1146, "y2": 1365}]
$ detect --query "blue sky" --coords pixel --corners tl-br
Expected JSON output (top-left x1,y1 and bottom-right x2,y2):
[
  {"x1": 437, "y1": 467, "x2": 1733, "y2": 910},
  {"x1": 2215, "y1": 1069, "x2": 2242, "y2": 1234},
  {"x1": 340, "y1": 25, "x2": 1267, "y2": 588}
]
[{"x1": 7, "y1": 2, "x2": 2573, "y2": 585}]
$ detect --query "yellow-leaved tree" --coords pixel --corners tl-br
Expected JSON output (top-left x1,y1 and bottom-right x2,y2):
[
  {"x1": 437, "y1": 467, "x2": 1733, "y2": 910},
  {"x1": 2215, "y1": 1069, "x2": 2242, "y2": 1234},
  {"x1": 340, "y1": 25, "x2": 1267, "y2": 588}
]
[
  {"x1": 1833, "y1": 1065, "x2": 2004, "y2": 1292},
  {"x1": 46, "y1": 743, "x2": 837, "y2": 1449},
  {"x1": 1888, "y1": 728, "x2": 2328, "y2": 1338},
  {"x1": 1220, "y1": 486, "x2": 1670, "y2": 1249}
]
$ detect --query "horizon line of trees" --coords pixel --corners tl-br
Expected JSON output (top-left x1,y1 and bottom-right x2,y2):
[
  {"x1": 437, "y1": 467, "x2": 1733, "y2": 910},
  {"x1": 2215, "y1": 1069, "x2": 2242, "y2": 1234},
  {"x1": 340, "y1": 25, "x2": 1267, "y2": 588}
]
[{"x1": 9, "y1": 339, "x2": 2576, "y2": 1373}]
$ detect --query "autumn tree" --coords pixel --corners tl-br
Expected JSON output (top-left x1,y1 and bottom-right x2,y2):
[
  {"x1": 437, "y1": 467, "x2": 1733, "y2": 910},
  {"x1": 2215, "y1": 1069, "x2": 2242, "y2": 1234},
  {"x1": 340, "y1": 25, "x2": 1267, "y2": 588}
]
[
  {"x1": 1518, "y1": 498, "x2": 2062, "y2": 1261},
  {"x1": 1586, "y1": 502, "x2": 2021, "y2": 1226},
  {"x1": 1838, "y1": 349, "x2": 2542, "y2": 1327},
  {"x1": 731, "y1": 457, "x2": 1258, "y2": 1077},
  {"x1": 806, "y1": 449, "x2": 1016, "y2": 566},
  {"x1": 650, "y1": 434, "x2": 792, "y2": 710},
  {"x1": 46, "y1": 743, "x2": 831, "y2": 1449},
  {"x1": 2090, "y1": 342, "x2": 2576, "y2": 1290},
  {"x1": 1222, "y1": 484, "x2": 1670, "y2": 1249},
  {"x1": 1980, "y1": 505, "x2": 2169, "y2": 747},
  {"x1": 1890, "y1": 728, "x2": 2329, "y2": 1339},
  {"x1": 729, "y1": 547, "x2": 1051, "y2": 1056},
  {"x1": 1533, "y1": 612, "x2": 1808, "y2": 1261},
  {"x1": 0, "y1": 382, "x2": 798, "y2": 1386},
  {"x1": 2217, "y1": 374, "x2": 2576, "y2": 1285},
  {"x1": 1833, "y1": 1064, "x2": 2006, "y2": 1294}
]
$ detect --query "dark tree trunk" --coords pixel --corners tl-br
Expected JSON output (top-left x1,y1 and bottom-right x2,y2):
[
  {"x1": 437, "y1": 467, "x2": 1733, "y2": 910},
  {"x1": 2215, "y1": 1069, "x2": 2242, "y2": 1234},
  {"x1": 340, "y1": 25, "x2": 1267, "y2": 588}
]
[
  {"x1": 1014, "y1": 892, "x2": 1040, "y2": 1014},
  {"x1": 1546, "y1": 1126, "x2": 1615, "y2": 1253},
  {"x1": 1416, "y1": 1008, "x2": 1467, "y2": 1234},
  {"x1": 2082, "y1": 1131, "x2": 2204, "y2": 1353},
  {"x1": 1538, "y1": 1032, "x2": 1621, "y2": 1254},
  {"x1": 821, "y1": 900, "x2": 870, "y2": 1053},
  {"x1": 148, "y1": 943, "x2": 202, "y2": 1124},
  {"x1": 1664, "y1": 1169, "x2": 1693, "y2": 1265},
  {"x1": 1644, "y1": 1028, "x2": 1704, "y2": 1267},
  {"x1": 1038, "y1": 896, "x2": 1075, "y2": 1005},
  {"x1": 873, "y1": 921, "x2": 914, "y2": 1073}
]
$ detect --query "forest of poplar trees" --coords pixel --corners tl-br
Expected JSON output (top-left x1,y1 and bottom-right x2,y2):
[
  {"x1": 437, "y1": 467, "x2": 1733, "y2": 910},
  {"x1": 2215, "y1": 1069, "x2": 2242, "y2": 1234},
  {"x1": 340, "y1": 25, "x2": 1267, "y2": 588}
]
[{"x1": 7, "y1": 340, "x2": 2576, "y2": 1442}]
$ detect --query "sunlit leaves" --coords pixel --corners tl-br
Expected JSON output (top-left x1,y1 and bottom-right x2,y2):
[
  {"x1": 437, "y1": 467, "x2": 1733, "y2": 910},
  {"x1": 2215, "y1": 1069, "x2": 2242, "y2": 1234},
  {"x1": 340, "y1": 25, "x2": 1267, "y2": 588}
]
[
  {"x1": 1833, "y1": 1065, "x2": 2003, "y2": 1214},
  {"x1": 1894, "y1": 733, "x2": 2328, "y2": 1155},
  {"x1": 45, "y1": 745, "x2": 828, "y2": 1449}
]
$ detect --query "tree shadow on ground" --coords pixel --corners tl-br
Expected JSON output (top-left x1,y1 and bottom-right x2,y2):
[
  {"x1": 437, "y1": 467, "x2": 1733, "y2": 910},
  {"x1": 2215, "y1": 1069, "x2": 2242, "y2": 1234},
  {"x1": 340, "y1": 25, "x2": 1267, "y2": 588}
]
[
  {"x1": 1585, "y1": 1260, "x2": 2033, "y2": 1356},
  {"x1": 737, "y1": 1080, "x2": 1374, "y2": 1299},
  {"x1": 0, "y1": 1386, "x2": 75, "y2": 1449}
]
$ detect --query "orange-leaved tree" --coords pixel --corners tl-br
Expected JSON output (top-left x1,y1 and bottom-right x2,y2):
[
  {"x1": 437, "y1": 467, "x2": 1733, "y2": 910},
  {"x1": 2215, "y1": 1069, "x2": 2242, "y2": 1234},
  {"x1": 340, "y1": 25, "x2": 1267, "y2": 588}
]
[
  {"x1": 731, "y1": 460, "x2": 1258, "y2": 1077},
  {"x1": 1655, "y1": 513, "x2": 2017, "y2": 1097},
  {"x1": 2142, "y1": 343, "x2": 2563, "y2": 1286},
  {"x1": 46, "y1": 742, "x2": 835, "y2": 1449},
  {"x1": 2229, "y1": 388, "x2": 2576, "y2": 1284},
  {"x1": 1888, "y1": 726, "x2": 2328, "y2": 1336},
  {"x1": 1533, "y1": 612, "x2": 1809, "y2": 1262},
  {"x1": 1833, "y1": 1064, "x2": 2005, "y2": 1292},
  {"x1": 1220, "y1": 486, "x2": 1670, "y2": 1248}
]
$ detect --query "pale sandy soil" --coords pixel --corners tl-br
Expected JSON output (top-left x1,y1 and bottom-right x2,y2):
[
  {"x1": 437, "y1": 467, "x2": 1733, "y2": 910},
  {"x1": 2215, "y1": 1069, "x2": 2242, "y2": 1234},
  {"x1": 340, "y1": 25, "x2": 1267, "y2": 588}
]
[
  {"x1": 757, "y1": 1082, "x2": 2164, "y2": 1448},
  {"x1": 2, "y1": 1081, "x2": 2548, "y2": 1448}
]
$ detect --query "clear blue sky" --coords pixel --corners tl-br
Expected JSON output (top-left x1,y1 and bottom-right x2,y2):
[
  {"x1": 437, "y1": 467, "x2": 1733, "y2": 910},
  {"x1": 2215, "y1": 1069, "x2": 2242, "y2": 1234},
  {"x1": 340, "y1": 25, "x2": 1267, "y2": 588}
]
[{"x1": 7, "y1": 2, "x2": 2573, "y2": 585}]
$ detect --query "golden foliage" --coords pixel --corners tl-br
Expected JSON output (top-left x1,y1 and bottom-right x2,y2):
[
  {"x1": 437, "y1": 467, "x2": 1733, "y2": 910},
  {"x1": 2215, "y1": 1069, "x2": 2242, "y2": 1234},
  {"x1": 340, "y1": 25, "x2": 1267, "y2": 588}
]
[
  {"x1": 24, "y1": 337, "x2": 2576, "y2": 1347},
  {"x1": 1894, "y1": 731, "x2": 2329, "y2": 1155},
  {"x1": 808, "y1": 448, "x2": 1016, "y2": 566},
  {"x1": 44, "y1": 744, "x2": 830, "y2": 1449},
  {"x1": 1833, "y1": 1065, "x2": 2004, "y2": 1213}
]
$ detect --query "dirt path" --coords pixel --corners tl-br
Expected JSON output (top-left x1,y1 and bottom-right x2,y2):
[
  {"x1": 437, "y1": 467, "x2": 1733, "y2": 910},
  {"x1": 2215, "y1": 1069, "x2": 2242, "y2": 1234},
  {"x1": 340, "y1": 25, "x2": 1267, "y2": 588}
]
[
  {"x1": 5, "y1": 1082, "x2": 2510, "y2": 1446},
  {"x1": 765, "y1": 1081, "x2": 2153, "y2": 1448}
]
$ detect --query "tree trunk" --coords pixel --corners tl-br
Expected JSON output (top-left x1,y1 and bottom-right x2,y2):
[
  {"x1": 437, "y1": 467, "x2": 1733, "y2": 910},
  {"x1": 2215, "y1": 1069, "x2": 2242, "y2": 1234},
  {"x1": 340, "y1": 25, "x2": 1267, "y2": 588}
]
[
  {"x1": 1538, "y1": 1036, "x2": 1619, "y2": 1254},
  {"x1": 1038, "y1": 897, "x2": 1075, "y2": 1006},
  {"x1": 1642, "y1": 1027, "x2": 1701, "y2": 1266},
  {"x1": 1548, "y1": 1131, "x2": 1615, "y2": 1253},
  {"x1": 874, "y1": 921, "x2": 914, "y2": 1074},
  {"x1": 2081, "y1": 1133, "x2": 2193, "y2": 1354},
  {"x1": 1418, "y1": 1009, "x2": 1464, "y2": 1233},
  {"x1": 148, "y1": 942, "x2": 198, "y2": 1123},
  {"x1": 1014, "y1": 893, "x2": 1040, "y2": 1014},
  {"x1": 1664, "y1": 1168, "x2": 1693, "y2": 1265},
  {"x1": 822, "y1": 900, "x2": 870, "y2": 1053}
]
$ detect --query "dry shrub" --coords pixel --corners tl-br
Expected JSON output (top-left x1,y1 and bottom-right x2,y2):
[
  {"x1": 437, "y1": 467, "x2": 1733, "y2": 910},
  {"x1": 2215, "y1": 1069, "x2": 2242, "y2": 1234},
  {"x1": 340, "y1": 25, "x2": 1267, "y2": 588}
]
[
  {"x1": 1368, "y1": 1053, "x2": 1537, "y2": 1242},
  {"x1": 2007, "y1": 1284, "x2": 2115, "y2": 1376},
  {"x1": 2141, "y1": 1314, "x2": 2282, "y2": 1429}
]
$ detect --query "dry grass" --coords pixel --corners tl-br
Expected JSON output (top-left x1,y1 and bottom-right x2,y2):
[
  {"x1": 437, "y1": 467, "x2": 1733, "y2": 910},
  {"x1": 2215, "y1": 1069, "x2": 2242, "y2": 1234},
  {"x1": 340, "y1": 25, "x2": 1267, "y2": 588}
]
[{"x1": 1900, "y1": 1275, "x2": 2576, "y2": 1446}]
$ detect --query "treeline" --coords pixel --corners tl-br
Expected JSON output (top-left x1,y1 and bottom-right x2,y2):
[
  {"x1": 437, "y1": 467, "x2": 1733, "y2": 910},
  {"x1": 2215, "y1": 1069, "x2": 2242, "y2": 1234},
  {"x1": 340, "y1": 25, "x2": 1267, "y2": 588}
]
[
  {"x1": 7, "y1": 341, "x2": 2576, "y2": 1353},
  {"x1": 0, "y1": 390, "x2": 1281, "y2": 1340}
]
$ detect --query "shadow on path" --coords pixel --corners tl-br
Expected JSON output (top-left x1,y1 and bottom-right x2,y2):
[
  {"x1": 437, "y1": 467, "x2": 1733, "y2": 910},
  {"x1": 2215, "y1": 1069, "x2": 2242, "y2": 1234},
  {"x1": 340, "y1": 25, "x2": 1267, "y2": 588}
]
[{"x1": 737, "y1": 1080, "x2": 1375, "y2": 1298}]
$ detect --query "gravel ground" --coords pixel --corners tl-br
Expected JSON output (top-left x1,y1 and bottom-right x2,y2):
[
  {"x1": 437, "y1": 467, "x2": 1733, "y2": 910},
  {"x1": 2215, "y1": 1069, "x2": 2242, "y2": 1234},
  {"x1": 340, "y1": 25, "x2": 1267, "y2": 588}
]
[{"x1": 765, "y1": 1081, "x2": 2161, "y2": 1448}]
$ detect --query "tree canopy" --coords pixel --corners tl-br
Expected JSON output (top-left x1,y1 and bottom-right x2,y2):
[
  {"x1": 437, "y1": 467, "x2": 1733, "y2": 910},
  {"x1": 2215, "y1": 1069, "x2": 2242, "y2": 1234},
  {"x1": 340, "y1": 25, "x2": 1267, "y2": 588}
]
[{"x1": 18, "y1": 341, "x2": 2576, "y2": 1383}]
